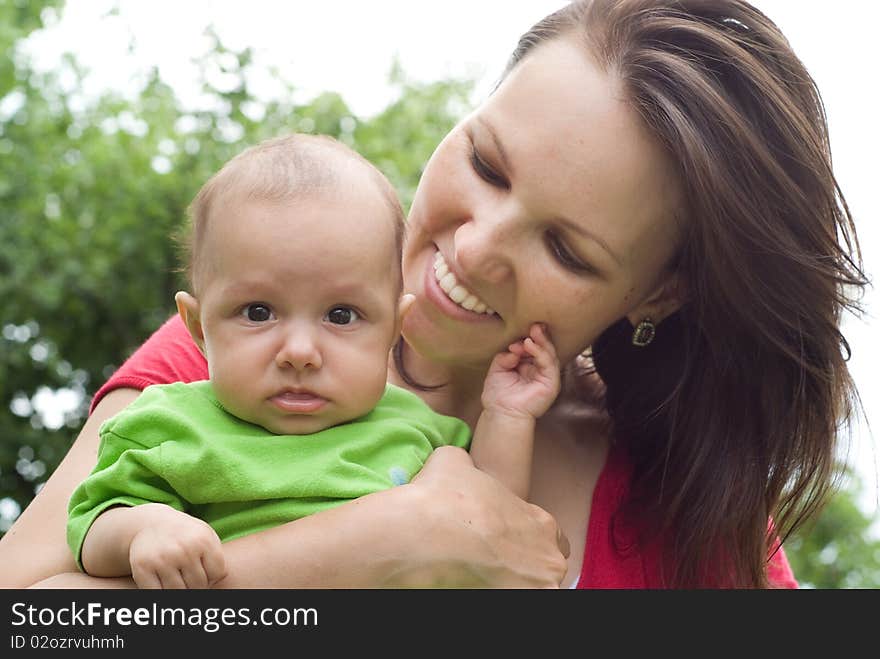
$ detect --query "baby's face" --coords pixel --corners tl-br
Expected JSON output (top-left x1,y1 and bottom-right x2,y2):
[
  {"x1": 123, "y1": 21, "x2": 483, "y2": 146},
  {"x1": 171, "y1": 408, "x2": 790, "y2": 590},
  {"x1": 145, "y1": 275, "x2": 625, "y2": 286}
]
[{"x1": 190, "y1": 181, "x2": 401, "y2": 435}]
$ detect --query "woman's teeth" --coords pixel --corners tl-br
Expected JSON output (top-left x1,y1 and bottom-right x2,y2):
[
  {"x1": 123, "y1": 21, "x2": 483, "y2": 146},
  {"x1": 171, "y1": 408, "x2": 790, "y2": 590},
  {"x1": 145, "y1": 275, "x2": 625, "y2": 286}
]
[{"x1": 433, "y1": 252, "x2": 495, "y2": 316}]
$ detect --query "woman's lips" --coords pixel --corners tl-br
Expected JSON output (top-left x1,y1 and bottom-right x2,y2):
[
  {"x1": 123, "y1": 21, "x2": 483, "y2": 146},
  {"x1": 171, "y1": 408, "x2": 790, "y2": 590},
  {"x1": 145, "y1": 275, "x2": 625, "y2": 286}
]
[
  {"x1": 422, "y1": 250, "x2": 499, "y2": 323},
  {"x1": 269, "y1": 391, "x2": 327, "y2": 413}
]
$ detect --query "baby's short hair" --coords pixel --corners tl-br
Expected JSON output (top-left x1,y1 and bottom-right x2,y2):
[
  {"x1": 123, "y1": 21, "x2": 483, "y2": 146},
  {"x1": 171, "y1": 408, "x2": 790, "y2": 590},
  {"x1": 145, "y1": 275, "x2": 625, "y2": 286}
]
[{"x1": 185, "y1": 133, "x2": 405, "y2": 293}]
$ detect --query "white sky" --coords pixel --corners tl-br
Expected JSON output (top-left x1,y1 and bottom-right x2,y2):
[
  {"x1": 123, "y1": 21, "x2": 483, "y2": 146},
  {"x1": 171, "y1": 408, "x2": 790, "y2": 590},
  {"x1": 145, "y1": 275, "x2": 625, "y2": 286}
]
[{"x1": 20, "y1": 0, "x2": 880, "y2": 515}]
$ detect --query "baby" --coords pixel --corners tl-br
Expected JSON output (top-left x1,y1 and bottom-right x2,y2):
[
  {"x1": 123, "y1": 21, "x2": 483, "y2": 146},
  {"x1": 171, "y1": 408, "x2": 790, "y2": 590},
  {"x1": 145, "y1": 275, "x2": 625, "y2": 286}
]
[{"x1": 67, "y1": 134, "x2": 559, "y2": 588}]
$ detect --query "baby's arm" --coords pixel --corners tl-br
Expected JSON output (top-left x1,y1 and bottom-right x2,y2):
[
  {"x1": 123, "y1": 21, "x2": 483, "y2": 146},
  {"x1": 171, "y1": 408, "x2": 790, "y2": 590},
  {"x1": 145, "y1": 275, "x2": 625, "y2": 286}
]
[
  {"x1": 82, "y1": 503, "x2": 226, "y2": 589},
  {"x1": 71, "y1": 418, "x2": 227, "y2": 589},
  {"x1": 470, "y1": 324, "x2": 561, "y2": 499}
]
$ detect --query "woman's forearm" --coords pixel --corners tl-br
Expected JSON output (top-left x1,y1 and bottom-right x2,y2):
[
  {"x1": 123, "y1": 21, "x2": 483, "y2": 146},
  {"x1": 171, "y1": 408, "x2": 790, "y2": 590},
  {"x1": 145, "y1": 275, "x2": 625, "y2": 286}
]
[
  {"x1": 29, "y1": 573, "x2": 137, "y2": 589},
  {"x1": 216, "y1": 487, "x2": 419, "y2": 588},
  {"x1": 0, "y1": 388, "x2": 142, "y2": 588}
]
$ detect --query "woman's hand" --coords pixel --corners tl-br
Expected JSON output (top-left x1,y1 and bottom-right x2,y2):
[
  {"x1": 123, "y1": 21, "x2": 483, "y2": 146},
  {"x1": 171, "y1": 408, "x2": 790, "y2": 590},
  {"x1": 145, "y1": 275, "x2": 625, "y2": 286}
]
[{"x1": 391, "y1": 446, "x2": 570, "y2": 588}]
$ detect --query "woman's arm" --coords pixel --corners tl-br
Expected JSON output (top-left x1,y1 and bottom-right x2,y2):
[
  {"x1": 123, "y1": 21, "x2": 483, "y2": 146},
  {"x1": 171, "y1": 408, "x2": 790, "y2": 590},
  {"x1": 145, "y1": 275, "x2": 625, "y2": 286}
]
[
  {"x1": 29, "y1": 573, "x2": 136, "y2": 589},
  {"x1": 30, "y1": 449, "x2": 569, "y2": 589},
  {"x1": 0, "y1": 388, "x2": 142, "y2": 587}
]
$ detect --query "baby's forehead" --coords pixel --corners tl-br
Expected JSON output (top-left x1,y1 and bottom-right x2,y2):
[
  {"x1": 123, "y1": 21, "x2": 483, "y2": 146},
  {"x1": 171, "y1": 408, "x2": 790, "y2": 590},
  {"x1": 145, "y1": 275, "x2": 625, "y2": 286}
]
[
  {"x1": 210, "y1": 197, "x2": 400, "y2": 286},
  {"x1": 194, "y1": 139, "x2": 404, "y2": 295},
  {"x1": 208, "y1": 187, "x2": 393, "y2": 249},
  {"x1": 317, "y1": 276, "x2": 398, "y2": 304}
]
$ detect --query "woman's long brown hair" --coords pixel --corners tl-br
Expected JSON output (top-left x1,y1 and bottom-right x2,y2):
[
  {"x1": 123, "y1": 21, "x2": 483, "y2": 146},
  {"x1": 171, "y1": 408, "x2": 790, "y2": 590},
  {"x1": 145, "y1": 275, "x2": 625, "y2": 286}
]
[{"x1": 508, "y1": 0, "x2": 868, "y2": 587}]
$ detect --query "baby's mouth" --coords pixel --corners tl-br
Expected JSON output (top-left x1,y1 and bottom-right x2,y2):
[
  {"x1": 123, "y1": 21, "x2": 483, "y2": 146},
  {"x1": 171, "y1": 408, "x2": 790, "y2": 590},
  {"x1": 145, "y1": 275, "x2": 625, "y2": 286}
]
[{"x1": 270, "y1": 390, "x2": 327, "y2": 413}]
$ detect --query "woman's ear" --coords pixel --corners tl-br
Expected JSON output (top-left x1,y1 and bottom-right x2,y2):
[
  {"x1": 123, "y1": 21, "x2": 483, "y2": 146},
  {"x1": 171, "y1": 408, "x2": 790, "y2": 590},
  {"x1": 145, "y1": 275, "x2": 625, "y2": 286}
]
[
  {"x1": 174, "y1": 291, "x2": 206, "y2": 355},
  {"x1": 625, "y1": 272, "x2": 687, "y2": 327}
]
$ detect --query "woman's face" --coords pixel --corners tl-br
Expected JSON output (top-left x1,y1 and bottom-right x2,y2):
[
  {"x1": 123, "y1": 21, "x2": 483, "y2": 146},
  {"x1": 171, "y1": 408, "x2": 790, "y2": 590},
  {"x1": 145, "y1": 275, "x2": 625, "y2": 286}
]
[{"x1": 402, "y1": 36, "x2": 684, "y2": 368}]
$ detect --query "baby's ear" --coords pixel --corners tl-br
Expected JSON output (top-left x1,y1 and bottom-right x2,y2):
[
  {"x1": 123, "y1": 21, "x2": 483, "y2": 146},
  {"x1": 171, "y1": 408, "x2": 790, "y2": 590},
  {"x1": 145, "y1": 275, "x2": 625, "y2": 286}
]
[
  {"x1": 394, "y1": 293, "x2": 416, "y2": 337},
  {"x1": 174, "y1": 291, "x2": 206, "y2": 355}
]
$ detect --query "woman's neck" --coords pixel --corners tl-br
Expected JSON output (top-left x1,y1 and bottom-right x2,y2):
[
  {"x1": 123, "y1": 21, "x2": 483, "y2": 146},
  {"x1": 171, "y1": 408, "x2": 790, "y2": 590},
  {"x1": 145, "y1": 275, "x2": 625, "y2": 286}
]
[{"x1": 387, "y1": 343, "x2": 489, "y2": 430}]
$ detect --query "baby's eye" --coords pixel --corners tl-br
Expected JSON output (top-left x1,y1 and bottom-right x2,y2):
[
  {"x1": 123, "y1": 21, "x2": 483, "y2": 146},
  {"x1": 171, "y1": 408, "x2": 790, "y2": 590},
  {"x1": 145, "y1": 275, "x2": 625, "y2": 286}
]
[
  {"x1": 325, "y1": 307, "x2": 360, "y2": 326},
  {"x1": 243, "y1": 304, "x2": 274, "y2": 322}
]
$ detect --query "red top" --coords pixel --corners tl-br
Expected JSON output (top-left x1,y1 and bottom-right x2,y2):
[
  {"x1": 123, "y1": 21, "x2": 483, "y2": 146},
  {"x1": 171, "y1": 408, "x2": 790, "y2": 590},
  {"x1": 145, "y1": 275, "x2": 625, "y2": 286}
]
[{"x1": 91, "y1": 314, "x2": 798, "y2": 589}]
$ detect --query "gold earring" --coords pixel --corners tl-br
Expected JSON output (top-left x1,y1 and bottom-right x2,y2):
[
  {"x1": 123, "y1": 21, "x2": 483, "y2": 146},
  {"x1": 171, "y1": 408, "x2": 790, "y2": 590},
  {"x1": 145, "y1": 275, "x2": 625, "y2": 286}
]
[{"x1": 631, "y1": 318, "x2": 655, "y2": 347}]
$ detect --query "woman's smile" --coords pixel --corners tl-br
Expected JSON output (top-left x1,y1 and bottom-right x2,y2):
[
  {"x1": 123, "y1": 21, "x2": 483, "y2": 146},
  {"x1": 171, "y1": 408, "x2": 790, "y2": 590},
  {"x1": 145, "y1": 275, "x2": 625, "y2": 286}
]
[
  {"x1": 422, "y1": 249, "x2": 502, "y2": 323},
  {"x1": 433, "y1": 251, "x2": 496, "y2": 316}
]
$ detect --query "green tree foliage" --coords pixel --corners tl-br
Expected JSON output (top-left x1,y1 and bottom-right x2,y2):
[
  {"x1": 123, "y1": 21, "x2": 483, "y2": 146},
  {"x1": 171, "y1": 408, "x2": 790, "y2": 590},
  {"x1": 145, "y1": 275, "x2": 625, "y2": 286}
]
[
  {"x1": 1, "y1": 0, "x2": 876, "y2": 588},
  {"x1": 785, "y1": 471, "x2": 880, "y2": 588},
  {"x1": 0, "y1": 0, "x2": 62, "y2": 96}
]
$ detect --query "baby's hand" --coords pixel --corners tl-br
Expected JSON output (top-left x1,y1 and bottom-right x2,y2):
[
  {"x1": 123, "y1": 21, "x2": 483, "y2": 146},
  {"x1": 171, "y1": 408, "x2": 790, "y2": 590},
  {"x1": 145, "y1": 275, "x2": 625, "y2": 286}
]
[
  {"x1": 482, "y1": 323, "x2": 561, "y2": 420},
  {"x1": 128, "y1": 504, "x2": 226, "y2": 589}
]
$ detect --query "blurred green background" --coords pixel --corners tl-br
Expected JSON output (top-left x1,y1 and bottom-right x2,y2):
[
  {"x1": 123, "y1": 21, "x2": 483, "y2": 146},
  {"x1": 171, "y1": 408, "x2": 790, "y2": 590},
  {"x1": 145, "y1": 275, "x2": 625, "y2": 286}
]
[{"x1": 1, "y1": 0, "x2": 877, "y2": 587}]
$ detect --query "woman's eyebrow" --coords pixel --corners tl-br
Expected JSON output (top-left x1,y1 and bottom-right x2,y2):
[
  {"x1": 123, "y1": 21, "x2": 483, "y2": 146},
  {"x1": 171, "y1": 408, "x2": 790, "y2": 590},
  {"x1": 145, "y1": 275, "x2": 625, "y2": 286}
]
[{"x1": 475, "y1": 116, "x2": 513, "y2": 176}]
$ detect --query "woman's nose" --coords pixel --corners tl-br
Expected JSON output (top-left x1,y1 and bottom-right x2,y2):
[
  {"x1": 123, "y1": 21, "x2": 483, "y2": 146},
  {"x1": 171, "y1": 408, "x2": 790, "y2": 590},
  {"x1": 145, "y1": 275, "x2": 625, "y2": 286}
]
[
  {"x1": 452, "y1": 211, "x2": 515, "y2": 285},
  {"x1": 276, "y1": 325, "x2": 323, "y2": 371}
]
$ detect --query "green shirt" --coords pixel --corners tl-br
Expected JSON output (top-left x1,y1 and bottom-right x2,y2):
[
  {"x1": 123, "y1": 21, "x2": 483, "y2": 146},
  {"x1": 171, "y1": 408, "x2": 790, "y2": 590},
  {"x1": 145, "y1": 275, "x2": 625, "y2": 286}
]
[{"x1": 67, "y1": 381, "x2": 471, "y2": 569}]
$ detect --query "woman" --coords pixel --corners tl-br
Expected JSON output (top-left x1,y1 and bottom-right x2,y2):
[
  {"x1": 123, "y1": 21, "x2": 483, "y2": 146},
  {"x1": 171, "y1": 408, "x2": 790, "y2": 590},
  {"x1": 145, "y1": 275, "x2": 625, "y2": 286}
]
[{"x1": 1, "y1": 0, "x2": 865, "y2": 588}]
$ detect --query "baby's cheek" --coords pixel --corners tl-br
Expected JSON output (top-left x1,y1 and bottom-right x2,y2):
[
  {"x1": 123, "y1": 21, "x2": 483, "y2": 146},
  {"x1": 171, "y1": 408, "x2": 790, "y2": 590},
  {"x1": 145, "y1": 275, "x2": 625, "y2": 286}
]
[
  {"x1": 211, "y1": 370, "x2": 256, "y2": 420},
  {"x1": 332, "y1": 353, "x2": 389, "y2": 419}
]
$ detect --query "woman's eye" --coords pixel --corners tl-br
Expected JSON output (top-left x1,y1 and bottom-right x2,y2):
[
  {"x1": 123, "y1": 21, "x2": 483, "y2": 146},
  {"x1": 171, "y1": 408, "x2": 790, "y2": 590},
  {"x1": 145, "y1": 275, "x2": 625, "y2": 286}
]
[
  {"x1": 470, "y1": 146, "x2": 509, "y2": 189},
  {"x1": 546, "y1": 233, "x2": 594, "y2": 274},
  {"x1": 243, "y1": 304, "x2": 274, "y2": 322},
  {"x1": 325, "y1": 307, "x2": 360, "y2": 326}
]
